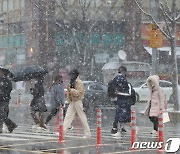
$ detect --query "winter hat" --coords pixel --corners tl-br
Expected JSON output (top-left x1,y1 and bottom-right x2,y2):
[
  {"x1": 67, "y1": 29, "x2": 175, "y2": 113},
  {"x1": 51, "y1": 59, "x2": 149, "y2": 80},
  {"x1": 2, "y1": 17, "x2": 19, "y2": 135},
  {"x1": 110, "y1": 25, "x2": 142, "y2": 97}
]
[
  {"x1": 69, "y1": 69, "x2": 79, "y2": 77},
  {"x1": 147, "y1": 75, "x2": 160, "y2": 90}
]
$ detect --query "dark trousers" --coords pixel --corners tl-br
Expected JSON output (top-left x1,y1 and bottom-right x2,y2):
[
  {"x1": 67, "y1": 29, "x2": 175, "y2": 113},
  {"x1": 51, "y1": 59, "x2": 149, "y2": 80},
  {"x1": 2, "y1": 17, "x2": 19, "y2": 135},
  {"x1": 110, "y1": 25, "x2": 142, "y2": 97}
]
[
  {"x1": 30, "y1": 110, "x2": 47, "y2": 128},
  {"x1": 45, "y1": 107, "x2": 66, "y2": 125},
  {"x1": 149, "y1": 116, "x2": 158, "y2": 131},
  {"x1": 45, "y1": 108, "x2": 59, "y2": 124},
  {"x1": 0, "y1": 104, "x2": 17, "y2": 132}
]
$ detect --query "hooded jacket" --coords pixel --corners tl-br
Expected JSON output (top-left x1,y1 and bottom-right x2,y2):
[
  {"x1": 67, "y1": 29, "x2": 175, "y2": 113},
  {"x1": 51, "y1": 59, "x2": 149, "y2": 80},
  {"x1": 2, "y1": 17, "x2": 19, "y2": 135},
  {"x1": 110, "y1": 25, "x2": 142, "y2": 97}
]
[
  {"x1": 145, "y1": 75, "x2": 167, "y2": 117},
  {"x1": 67, "y1": 76, "x2": 84, "y2": 102}
]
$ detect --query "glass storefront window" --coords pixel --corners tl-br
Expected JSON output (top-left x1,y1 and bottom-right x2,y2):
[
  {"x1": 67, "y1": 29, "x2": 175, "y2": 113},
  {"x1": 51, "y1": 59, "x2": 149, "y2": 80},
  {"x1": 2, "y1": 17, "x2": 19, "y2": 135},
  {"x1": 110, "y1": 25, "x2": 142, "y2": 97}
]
[
  {"x1": 3, "y1": 0, "x2": 7, "y2": 12},
  {"x1": 21, "y1": 0, "x2": 24, "y2": 8},
  {"x1": 8, "y1": 0, "x2": 13, "y2": 10},
  {"x1": 0, "y1": 1, "x2": 2, "y2": 12},
  {"x1": 14, "y1": 0, "x2": 20, "y2": 9}
]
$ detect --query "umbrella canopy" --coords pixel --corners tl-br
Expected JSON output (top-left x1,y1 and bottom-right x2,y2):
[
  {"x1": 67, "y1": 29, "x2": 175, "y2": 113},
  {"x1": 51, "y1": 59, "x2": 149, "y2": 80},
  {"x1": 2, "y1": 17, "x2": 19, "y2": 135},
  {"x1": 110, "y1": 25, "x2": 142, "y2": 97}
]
[
  {"x1": 12, "y1": 65, "x2": 48, "y2": 82},
  {"x1": 0, "y1": 66, "x2": 14, "y2": 78}
]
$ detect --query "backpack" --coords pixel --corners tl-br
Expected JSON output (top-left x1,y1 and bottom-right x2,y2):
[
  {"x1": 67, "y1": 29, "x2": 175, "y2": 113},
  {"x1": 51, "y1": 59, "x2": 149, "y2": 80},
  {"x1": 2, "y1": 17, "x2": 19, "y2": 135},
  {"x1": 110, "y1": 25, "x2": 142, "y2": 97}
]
[
  {"x1": 130, "y1": 86, "x2": 136, "y2": 105},
  {"x1": 108, "y1": 80, "x2": 119, "y2": 98}
]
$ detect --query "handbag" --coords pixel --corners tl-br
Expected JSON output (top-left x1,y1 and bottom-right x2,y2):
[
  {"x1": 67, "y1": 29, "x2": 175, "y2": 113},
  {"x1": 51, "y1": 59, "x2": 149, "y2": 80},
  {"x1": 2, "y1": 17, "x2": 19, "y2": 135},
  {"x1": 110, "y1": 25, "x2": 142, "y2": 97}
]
[{"x1": 163, "y1": 112, "x2": 170, "y2": 123}]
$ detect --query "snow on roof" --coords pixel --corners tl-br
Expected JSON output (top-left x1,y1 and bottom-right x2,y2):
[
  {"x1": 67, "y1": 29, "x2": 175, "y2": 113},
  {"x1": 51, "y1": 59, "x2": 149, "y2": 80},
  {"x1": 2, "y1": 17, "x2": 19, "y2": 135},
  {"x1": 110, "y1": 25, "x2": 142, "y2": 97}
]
[{"x1": 145, "y1": 47, "x2": 180, "y2": 55}]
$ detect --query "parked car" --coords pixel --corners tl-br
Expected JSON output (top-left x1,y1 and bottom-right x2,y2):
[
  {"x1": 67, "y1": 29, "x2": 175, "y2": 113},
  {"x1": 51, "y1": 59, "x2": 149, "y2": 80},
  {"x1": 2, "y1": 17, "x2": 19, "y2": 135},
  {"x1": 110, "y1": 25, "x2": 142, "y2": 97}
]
[
  {"x1": 133, "y1": 80, "x2": 180, "y2": 102},
  {"x1": 82, "y1": 81, "x2": 110, "y2": 110}
]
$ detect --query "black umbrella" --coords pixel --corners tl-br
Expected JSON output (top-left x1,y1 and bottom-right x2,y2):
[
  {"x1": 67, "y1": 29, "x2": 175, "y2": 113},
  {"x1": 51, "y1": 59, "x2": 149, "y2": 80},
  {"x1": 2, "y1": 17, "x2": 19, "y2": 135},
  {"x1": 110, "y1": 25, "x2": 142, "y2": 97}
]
[
  {"x1": 0, "y1": 66, "x2": 14, "y2": 78},
  {"x1": 12, "y1": 65, "x2": 48, "y2": 82}
]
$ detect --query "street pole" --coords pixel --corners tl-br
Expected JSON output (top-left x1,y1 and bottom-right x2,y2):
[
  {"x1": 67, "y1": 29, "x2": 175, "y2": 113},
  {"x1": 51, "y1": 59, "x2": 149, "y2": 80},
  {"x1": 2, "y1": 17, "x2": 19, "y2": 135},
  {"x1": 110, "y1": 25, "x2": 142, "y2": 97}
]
[{"x1": 151, "y1": 0, "x2": 159, "y2": 75}]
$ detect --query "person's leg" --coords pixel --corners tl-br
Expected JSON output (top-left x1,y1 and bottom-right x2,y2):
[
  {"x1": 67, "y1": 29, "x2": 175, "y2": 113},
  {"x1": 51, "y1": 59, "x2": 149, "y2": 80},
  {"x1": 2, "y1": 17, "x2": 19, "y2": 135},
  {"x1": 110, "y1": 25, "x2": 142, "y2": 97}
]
[
  {"x1": 0, "y1": 106, "x2": 5, "y2": 133},
  {"x1": 4, "y1": 104, "x2": 17, "y2": 133},
  {"x1": 45, "y1": 108, "x2": 59, "y2": 125},
  {"x1": 63, "y1": 103, "x2": 76, "y2": 134},
  {"x1": 119, "y1": 122, "x2": 126, "y2": 132},
  {"x1": 111, "y1": 120, "x2": 118, "y2": 133},
  {"x1": 31, "y1": 110, "x2": 40, "y2": 125},
  {"x1": 111, "y1": 105, "x2": 119, "y2": 134},
  {"x1": 149, "y1": 116, "x2": 158, "y2": 132},
  {"x1": 153, "y1": 117, "x2": 158, "y2": 131},
  {"x1": 39, "y1": 112, "x2": 46, "y2": 129},
  {"x1": 74, "y1": 100, "x2": 91, "y2": 136}
]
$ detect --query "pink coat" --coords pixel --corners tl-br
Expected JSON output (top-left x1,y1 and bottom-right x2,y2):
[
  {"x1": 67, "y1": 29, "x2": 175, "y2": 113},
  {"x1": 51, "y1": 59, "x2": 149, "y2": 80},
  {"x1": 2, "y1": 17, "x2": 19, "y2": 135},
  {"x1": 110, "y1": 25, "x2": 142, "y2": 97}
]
[{"x1": 145, "y1": 75, "x2": 167, "y2": 117}]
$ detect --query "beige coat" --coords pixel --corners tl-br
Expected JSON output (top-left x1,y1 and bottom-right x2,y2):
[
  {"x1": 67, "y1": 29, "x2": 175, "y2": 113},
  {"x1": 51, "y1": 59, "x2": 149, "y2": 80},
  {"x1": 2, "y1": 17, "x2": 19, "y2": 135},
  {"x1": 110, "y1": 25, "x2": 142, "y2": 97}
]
[
  {"x1": 145, "y1": 75, "x2": 167, "y2": 117},
  {"x1": 67, "y1": 76, "x2": 84, "y2": 102}
]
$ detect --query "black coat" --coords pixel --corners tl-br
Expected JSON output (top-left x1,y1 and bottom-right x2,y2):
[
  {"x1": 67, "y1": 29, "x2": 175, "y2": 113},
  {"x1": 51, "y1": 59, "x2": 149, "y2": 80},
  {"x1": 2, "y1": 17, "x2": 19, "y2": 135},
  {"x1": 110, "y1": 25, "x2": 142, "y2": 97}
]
[
  {"x1": 30, "y1": 83, "x2": 47, "y2": 112},
  {"x1": 113, "y1": 74, "x2": 131, "y2": 123},
  {"x1": 0, "y1": 77, "x2": 12, "y2": 106}
]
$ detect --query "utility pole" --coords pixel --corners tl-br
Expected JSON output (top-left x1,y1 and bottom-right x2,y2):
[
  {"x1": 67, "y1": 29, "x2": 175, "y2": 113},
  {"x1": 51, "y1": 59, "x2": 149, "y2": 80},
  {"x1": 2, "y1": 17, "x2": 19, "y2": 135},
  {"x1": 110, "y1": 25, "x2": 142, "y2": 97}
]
[{"x1": 150, "y1": 0, "x2": 159, "y2": 74}]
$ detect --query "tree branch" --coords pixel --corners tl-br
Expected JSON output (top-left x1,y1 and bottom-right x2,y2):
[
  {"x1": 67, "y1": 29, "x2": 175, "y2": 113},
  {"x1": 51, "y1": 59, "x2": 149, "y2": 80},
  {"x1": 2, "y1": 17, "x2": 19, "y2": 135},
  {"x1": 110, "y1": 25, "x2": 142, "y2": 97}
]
[
  {"x1": 159, "y1": 3, "x2": 172, "y2": 38},
  {"x1": 159, "y1": 2, "x2": 173, "y2": 22},
  {"x1": 175, "y1": 13, "x2": 180, "y2": 21},
  {"x1": 134, "y1": 0, "x2": 171, "y2": 40},
  {"x1": 165, "y1": 0, "x2": 172, "y2": 14}
]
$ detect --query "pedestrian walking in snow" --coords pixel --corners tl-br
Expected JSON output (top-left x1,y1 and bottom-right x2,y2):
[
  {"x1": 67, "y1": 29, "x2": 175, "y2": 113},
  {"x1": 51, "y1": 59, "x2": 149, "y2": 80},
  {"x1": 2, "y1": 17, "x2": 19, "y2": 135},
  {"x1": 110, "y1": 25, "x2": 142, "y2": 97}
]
[
  {"x1": 0, "y1": 68, "x2": 17, "y2": 133},
  {"x1": 63, "y1": 69, "x2": 91, "y2": 138},
  {"x1": 30, "y1": 76, "x2": 47, "y2": 130},
  {"x1": 145, "y1": 75, "x2": 167, "y2": 135},
  {"x1": 45, "y1": 75, "x2": 65, "y2": 125},
  {"x1": 109, "y1": 66, "x2": 132, "y2": 137}
]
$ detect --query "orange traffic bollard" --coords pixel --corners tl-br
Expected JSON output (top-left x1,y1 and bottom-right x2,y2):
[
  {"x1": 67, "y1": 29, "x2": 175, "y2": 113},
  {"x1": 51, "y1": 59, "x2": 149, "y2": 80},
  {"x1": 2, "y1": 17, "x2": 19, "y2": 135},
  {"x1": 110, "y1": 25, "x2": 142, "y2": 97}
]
[
  {"x1": 59, "y1": 105, "x2": 64, "y2": 143},
  {"x1": 96, "y1": 108, "x2": 103, "y2": 147},
  {"x1": 130, "y1": 110, "x2": 136, "y2": 150},
  {"x1": 158, "y1": 112, "x2": 164, "y2": 152}
]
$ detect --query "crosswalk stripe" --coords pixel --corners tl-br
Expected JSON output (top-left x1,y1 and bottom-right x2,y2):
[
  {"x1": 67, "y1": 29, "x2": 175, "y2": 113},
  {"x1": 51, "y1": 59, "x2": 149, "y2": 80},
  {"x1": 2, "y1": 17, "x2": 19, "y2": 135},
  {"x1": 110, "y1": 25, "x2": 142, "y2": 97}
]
[{"x1": 0, "y1": 124, "x2": 178, "y2": 142}]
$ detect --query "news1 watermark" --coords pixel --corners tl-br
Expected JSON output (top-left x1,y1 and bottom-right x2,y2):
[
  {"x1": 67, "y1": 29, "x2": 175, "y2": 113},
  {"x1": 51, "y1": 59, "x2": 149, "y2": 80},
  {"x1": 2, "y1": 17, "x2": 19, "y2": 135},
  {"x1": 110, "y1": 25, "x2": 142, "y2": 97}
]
[{"x1": 131, "y1": 138, "x2": 180, "y2": 152}]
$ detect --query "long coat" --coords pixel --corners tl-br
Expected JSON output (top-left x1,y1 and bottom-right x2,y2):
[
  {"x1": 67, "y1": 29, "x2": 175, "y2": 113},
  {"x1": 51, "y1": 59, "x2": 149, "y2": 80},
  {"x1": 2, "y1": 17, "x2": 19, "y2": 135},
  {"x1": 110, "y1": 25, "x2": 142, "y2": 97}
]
[
  {"x1": 113, "y1": 74, "x2": 132, "y2": 123},
  {"x1": 30, "y1": 82, "x2": 47, "y2": 112},
  {"x1": 0, "y1": 77, "x2": 12, "y2": 107},
  {"x1": 145, "y1": 75, "x2": 167, "y2": 117}
]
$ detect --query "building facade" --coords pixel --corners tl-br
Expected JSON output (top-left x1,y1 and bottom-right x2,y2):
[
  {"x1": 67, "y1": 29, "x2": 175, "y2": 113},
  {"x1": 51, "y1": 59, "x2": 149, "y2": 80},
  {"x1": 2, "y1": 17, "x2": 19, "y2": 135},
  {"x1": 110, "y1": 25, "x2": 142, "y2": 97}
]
[{"x1": 0, "y1": 0, "x2": 179, "y2": 82}]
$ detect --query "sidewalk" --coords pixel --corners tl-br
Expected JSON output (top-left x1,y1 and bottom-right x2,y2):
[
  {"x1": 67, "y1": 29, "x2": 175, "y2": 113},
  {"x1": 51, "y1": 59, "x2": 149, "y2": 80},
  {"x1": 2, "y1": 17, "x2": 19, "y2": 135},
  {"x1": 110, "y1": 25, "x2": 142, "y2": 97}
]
[{"x1": 9, "y1": 90, "x2": 180, "y2": 123}]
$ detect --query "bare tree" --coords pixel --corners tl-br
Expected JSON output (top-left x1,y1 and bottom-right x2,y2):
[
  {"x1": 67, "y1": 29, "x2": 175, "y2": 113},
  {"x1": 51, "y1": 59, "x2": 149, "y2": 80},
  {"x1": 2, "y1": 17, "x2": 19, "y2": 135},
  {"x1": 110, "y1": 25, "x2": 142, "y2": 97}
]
[
  {"x1": 55, "y1": 0, "x2": 122, "y2": 80},
  {"x1": 124, "y1": 0, "x2": 149, "y2": 62},
  {"x1": 134, "y1": 0, "x2": 180, "y2": 111}
]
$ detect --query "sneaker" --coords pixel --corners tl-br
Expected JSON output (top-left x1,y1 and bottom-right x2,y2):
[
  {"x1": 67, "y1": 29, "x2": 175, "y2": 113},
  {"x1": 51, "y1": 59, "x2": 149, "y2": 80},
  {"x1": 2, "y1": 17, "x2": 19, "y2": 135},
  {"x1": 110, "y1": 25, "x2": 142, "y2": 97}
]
[
  {"x1": 82, "y1": 135, "x2": 91, "y2": 139},
  {"x1": 40, "y1": 127, "x2": 49, "y2": 132},
  {"x1": 151, "y1": 130, "x2": 158, "y2": 135},
  {"x1": 32, "y1": 124, "x2": 39, "y2": 130},
  {"x1": 111, "y1": 131, "x2": 121, "y2": 137},
  {"x1": 111, "y1": 128, "x2": 118, "y2": 134},
  {"x1": 8, "y1": 124, "x2": 18, "y2": 133},
  {"x1": 121, "y1": 128, "x2": 127, "y2": 133},
  {"x1": 2, "y1": 124, "x2": 8, "y2": 133},
  {"x1": 68, "y1": 126, "x2": 74, "y2": 130}
]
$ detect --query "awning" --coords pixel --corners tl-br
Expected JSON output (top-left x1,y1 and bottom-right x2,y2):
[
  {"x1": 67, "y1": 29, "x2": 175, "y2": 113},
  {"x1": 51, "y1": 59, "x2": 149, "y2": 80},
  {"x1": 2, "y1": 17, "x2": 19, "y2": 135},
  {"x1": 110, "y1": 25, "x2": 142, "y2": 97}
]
[{"x1": 144, "y1": 47, "x2": 180, "y2": 56}]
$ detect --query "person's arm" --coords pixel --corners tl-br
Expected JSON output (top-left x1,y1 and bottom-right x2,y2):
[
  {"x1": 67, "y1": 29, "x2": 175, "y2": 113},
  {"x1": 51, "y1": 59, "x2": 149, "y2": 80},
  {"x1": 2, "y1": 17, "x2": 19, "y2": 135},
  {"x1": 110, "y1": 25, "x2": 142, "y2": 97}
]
[
  {"x1": 69, "y1": 82, "x2": 84, "y2": 98},
  {"x1": 116, "y1": 83, "x2": 132, "y2": 96},
  {"x1": 3, "y1": 78, "x2": 12, "y2": 95}
]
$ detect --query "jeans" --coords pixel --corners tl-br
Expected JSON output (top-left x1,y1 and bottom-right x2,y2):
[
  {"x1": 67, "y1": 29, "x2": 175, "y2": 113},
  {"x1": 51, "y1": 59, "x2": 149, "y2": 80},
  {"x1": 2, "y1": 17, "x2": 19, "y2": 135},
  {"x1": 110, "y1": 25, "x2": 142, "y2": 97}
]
[
  {"x1": 45, "y1": 107, "x2": 67, "y2": 125},
  {"x1": 45, "y1": 108, "x2": 59, "y2": 124}
]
